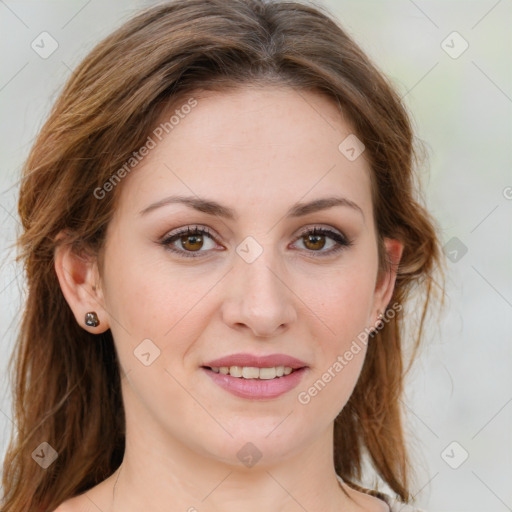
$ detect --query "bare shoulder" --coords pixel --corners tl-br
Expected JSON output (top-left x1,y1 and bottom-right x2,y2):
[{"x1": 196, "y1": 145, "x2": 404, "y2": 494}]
[
  {"x1": 51, "y1": 474, "x2": 115, "y2": 511},
  {"x1": 51, "y1": 498, "x2": 74, "y2": 512},
  {"x1": 51, "y1": 495, "x2": 98, "y2": 512}
]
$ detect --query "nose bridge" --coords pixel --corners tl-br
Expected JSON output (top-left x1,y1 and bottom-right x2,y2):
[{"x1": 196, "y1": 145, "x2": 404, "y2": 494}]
[
  {"x1": 242, "y1": 253, "x2": 283, "y2": 305},
  {"x1": 222, "y1": 241, "x2": 297, "y2": 337}
]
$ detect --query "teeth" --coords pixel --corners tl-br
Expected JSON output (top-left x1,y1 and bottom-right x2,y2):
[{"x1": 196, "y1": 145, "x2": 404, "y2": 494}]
[
  {"x1": 209, "y1": 365, "x2": 296, "y2": 379},
  {"x1": 242, "y1": 367, "x2": 260, "y2": 379},
  {"x1": 230, "y1": 366, "x2": 243, "y2": 378},
  {"x1": 258, "y1": 367, "x2": 276, "y2": 380}
]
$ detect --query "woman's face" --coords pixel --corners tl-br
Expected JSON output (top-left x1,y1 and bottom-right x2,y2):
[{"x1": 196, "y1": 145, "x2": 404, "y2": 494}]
[{"x1": 96, "y1": 86, "x2": 401, "y2": 467}]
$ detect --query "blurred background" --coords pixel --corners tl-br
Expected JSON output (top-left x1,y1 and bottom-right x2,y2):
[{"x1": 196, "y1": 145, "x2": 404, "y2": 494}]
[{"x1": 0, "y1": 1, "x2": 510, "y2": 510}]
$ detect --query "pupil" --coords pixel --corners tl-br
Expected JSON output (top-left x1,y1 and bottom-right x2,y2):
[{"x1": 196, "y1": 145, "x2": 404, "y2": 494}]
[
  {"x1": 183, "y1": 234, "x2": 202, "y2": 250},
  {"x1": 306, "y1": 234, "x2": 325, "y2": 250}
]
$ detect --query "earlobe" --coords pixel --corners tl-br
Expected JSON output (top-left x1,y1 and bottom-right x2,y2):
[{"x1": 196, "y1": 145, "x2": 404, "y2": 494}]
[{"x1": 53, "y1": 232, "x2": 110, "y2": 334}]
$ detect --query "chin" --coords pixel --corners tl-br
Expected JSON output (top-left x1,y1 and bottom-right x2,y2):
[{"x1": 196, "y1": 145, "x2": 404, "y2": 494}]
[{"x1": 198, "y1": 424, "x2": 314, "y2": 468}]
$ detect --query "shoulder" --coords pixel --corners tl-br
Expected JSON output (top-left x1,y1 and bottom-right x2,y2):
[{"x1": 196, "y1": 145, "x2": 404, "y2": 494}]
[
  {"x1": 52, "y1": 501, "x2": 73, "y2": 512},
  {"x1": 380, "y1": 494, "x2": 427, "y2": 512},
  {"x1": 51, "y1": 474, "x2": 115, "y2": 511},
  {"x1": 51, "y1": 495, "x2": 97, "y2": 512},
  {"x1": 335, "y1": 475, "x2": 426, "y2": 512}
]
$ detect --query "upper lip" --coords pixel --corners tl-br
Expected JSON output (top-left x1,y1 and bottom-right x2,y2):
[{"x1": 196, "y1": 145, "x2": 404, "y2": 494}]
[{"x1": 203, "y1": 353, "x2": 308, "y2": 369}]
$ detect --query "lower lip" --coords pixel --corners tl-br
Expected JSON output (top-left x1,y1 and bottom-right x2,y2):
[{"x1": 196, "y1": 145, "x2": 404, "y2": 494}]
[{"x1": 202, "y1": 367, "x2": 308, "y2": 400}]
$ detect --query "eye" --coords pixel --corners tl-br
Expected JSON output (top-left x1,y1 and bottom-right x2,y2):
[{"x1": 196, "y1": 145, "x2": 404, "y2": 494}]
[
  {"x1": 292, "y1": 226, "x2": 353, "y2": 257},
  {"x1": 160, "y1": 225, "x2": 219, "y2": 258},
  {"x1": 160, "y1": 225, "x2": 353, "y2": 259}
]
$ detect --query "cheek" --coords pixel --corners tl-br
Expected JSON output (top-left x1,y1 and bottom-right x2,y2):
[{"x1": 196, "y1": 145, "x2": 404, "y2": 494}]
[
  {"x1": 308, "y1": 258, "x2": 377, "y2": 342},
  {"x1": 102, "y1": 246, "x2": 220, "y2": 373},
  {"x1": 296, "y1": 251, "x2": 377, "y2": 408},
  {"x1": 296, "y1": 269, "x2": 373, "y2": 415}
]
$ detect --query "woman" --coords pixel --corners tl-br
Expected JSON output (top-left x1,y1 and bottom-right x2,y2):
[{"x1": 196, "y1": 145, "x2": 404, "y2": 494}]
[{"x1": 1, "y1": 0, "x2": 444, "y2": 510}]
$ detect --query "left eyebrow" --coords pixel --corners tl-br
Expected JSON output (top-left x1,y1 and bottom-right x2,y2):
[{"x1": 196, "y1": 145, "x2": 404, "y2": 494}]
[
  {"x1": 288, "y1": 196, "x2": 364, "y2": 221},
  {"x1": 139, "y1": 194, "x2": 364, "y2": 221}
]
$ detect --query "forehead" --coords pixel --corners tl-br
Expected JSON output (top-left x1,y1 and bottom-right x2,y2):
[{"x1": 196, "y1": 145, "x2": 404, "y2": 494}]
[{"x1": 115, "y1": 86, "x2": 373, "y2": 222}]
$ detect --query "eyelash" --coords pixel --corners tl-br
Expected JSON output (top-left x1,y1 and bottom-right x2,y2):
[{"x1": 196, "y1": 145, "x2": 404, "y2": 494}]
[{"x1": 159, "y1": 225, "x2": 353, "y2": 259}]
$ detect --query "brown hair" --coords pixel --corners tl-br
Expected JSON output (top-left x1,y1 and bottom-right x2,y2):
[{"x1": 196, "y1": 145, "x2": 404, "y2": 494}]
[{"x1": 2, "y1": 0, "x2": 444, "y2": 509}]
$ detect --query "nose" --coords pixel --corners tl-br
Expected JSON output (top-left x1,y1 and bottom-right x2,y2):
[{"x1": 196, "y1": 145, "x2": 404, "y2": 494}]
[{"x1": 221, "y1": 251, "x2": 297, "y2": 338}]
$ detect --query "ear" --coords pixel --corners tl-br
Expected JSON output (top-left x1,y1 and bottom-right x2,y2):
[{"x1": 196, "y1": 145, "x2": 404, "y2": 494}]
[
  {"x1": 371, "y1": 237, "x2": 404, "y2": 322},
  {"x1": 53, "y1": 231, "x2": 110, "y2": 334}
]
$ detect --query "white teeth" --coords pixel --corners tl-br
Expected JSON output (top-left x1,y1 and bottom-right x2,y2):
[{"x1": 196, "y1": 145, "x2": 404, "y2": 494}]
[
  {"x1": 209, "y1": 365, "x2": 296, "y2": 379},
  {"x1": 242, "y1": 367, "x2": 260, "y2": 379},
  {"x1": 230, "y1": 366, "x2": 243, "y2": 378},
  {"x1": 258, "y1": 367, "x2": 276, "y2": 380}
]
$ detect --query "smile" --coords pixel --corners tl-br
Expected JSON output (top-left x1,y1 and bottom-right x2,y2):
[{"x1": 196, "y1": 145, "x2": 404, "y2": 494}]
[
  {"x1": 207, "y1": 365, "x2": 295, "y2": 379},
  {"x1": 202, "y1": 366, "x2": 308, "y2": 400}
]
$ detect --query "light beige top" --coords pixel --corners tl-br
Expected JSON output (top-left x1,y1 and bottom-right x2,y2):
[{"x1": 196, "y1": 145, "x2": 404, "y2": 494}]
[
  {"x1": 379, "y1": 495, "x2": 426, "y2": 512},
  {"x1": 336, "y1": 475, "x2": 425, "y2": 512}
]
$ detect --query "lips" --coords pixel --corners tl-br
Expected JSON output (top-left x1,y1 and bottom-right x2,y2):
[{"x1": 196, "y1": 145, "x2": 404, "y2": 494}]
[{"x1": 201, "y1": 353, "x2": 309, "y2": 399}]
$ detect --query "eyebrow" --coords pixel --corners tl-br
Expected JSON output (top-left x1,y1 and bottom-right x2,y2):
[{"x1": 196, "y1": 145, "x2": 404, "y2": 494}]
[{"x1": 139, "y1": 194, "x2": 364, "y2": 221}]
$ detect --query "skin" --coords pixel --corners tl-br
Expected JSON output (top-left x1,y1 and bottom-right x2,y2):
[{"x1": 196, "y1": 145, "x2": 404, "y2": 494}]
[{"x1": 54, "y1": 86, "x2": 402, "y2": 512}]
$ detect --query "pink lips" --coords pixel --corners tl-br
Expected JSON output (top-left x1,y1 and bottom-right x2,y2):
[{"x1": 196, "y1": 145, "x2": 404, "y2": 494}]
[{"x1": 202, "y1": 353, "x2": 308, "y2": 400}]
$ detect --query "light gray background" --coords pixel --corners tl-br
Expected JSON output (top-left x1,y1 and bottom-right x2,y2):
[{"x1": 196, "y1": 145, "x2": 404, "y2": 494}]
[{"x1": 1, "y1": 1, "x2": 511, "y2": 511}]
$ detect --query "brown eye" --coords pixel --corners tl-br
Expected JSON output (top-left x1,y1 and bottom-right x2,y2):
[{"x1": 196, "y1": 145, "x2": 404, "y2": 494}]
[
  {"x1": 161, "y1": 226, "x2": 218, "y2": 258},
  {"x1": 180, "y1": 232, "x2": 204, "y2": 252},
  {"x1": 302, "y1": 232, "x2": 326, "y2": 251},
  {"x1": 293, "y1": 227, "x2": 352, "y2": 257}
]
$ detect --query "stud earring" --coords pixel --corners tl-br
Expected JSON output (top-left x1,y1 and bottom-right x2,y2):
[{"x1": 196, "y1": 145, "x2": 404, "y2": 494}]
[{"x1": 84, "y1": 311, "x2": 100, "y2": 327}]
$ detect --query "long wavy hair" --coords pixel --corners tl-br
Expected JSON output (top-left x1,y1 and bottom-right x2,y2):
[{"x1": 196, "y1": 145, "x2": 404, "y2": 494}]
[{"x1": 1, "y1": 0, "x2": 444, "y2": 510}]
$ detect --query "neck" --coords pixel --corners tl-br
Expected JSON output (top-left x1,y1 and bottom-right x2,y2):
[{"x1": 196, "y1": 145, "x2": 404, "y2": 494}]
[{"x1": 106, "y1": 417, "x2": 355, "y2": 512}]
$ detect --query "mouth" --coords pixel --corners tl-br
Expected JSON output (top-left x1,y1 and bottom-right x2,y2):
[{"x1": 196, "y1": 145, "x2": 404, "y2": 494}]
[{"x1": 200, "y1": 353, "x2": 309, "y2": 399}]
